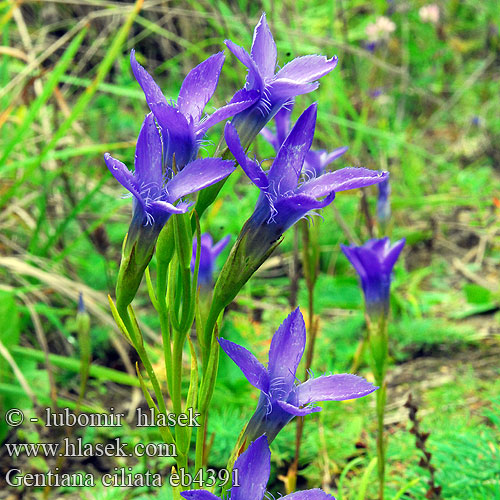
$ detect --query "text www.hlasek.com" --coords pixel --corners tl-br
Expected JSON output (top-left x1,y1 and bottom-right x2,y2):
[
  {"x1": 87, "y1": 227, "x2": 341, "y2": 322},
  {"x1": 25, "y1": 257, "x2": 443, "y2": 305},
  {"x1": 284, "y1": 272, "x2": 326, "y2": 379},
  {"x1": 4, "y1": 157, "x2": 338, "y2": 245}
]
[{"x1": 5, "y1": 438, "x2": 176, "y2": 458}]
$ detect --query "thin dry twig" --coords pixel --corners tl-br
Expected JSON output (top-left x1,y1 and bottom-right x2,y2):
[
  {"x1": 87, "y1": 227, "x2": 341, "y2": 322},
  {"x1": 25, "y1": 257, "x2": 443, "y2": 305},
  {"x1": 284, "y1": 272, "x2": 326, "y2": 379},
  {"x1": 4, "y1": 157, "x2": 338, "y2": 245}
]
[{"x1": 452, "y1": 257, "x2": 497, "y2": 292}]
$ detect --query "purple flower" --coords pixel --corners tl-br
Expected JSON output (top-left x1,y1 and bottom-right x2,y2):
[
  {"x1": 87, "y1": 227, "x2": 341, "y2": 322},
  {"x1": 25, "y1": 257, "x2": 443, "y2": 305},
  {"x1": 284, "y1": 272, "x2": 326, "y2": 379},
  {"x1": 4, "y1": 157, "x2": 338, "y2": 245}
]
[
  {"x1": 218, "y1": 308, "x2": 377, "y2": 442},
  {"x1": 78, "y1": 292, "x2": 85, "y2": 314},
  {"x1": 341, "y1": 237, "x2": 405, "y2": 317},
  {"x1": 105, "y1": 113, "x2": 234, "y2": 250},
  {"x1": 259, "y1": 104, "x2": 293, "y2": 151},
  {"x1": 303, "y1": 148, "x2": 349, "y2": 177},
  {"x1": 364, "y1": 41, "x2": 377, "y2": 52},
  {"x1": 130, "y1": 50, "x2": 257, "y2": 170},
  {"x1": 369, "y1": 87, "x2": 384, "y2": 99},
  {"x1": 376, "y1": 178, "x2": 391, "y2": 225},
  {"x1": 226, "y1": 13, "x2": 337, "y2": 148},
  {"x1": 261, "y1": 104, "x2": 348, "y2": 177},
  {"x1": 191, "y1": 233, "x2": 231, "y2": 287},
  {"x1": 182, "y1": 436, "x2": 334, "y2": 500},
  {"x1": 225, "y1": 103, "x2": 387, "y2": 260},
  {"x1": 105, "y1": 113, "x2": 235, "y2": 306}
]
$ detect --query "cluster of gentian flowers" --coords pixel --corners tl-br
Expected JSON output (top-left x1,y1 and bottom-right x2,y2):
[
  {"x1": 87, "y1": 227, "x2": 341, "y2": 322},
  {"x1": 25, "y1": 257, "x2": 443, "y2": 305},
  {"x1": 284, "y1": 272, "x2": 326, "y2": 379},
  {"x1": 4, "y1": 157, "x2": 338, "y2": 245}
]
[
  {"x1": 106, "y1": 12, "x2": 389, "y2": 315},
  {"x1": 105, "y1": 11, "x2": 395, "y2": 496}
]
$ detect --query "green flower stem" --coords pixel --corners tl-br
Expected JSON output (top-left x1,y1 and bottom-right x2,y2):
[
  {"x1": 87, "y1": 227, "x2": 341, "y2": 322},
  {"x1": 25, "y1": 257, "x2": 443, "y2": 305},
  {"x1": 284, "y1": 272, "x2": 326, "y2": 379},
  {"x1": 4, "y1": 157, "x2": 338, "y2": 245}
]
[
  {"x1": 157, "y1": 229, "x2": 193, "y2": 472},
  {"x1": 119, "y1": 306, "x2": 161, "y2": 399},
  {"x1": 116, "y1": 305, "x2": 168, "y2": 425},
  {"x1": 368, "y1": 314, "x2": 388, "y2": 500},
  {"x1": 168, "y1": 214, "x2": 199, "y2": 458},
  {"x1": 195, "y1": 322, "x2": 220, "y2": 475},
  {"x1": 301, "y1": 220, "x2": 320, "y2": 374},
  {"x1": 202, "y1": 304, "x2": 220, "y2": 371},
  {"x1": 172, "y1": 330, "x2": 188, "y2": 455},
  {"x1": 376, "y1": 382, "x2": 387, "y2": 500},
  {"x1": 168, "y1": 257, "x2": 183, "y2": 333},
  {"x1": 158, "y1": 297, "x2": 173, "y2": 403},
  {"x1": 290, "y1": 221, "x2": 320, "y2": 489},
  {"x1": 184, "y1": 339, "x2": 199, "y2": 450},
  {"x1": 194, "y1": 410, "x2": 207, "y2": 475},
  {"x1": 156, "y1": 220, "x2": 175, "y2": 394},
  {"x1": 179, "y1": 267, "x2": 195, "y2": 335}
]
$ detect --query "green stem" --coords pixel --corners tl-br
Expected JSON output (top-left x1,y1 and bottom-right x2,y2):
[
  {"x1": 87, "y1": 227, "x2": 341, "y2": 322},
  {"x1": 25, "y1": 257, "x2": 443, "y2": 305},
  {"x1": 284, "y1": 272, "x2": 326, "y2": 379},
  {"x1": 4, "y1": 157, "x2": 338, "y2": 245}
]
[
  {"x1": 195, "y1": 317, "x2": 221, "y2": 479},
  {"x1": 303, "y1": 280, "x2": 317, "y2": 375},
  {"x1": 158, "y1": 299, "x2": 173, "y2": 398},
  {"x1": 179, "y1": 267, "x2": 194, "y2": 334},
  {"x1": 194, "y1": 409, "x2": 207, "y2": 475},
  {"x1": 376, "y1": 383, "x2": 387, "y2": 500},
  {"x1": 290, "y1": 222, "x2": 319, "y2": 485},
  {"x1": 172, "y1": 332, "x2": 188, "y2": 453},
  {"x1": 368, "y1": 314, "x2": 388, "y2": 500},
  {"x1": 117, "y1": 305, "x2": 168, "y2": 418},
  {"x1": 156, "y1": 250, "x2": 173, "y2": 393},
  {"x1": 117, "y1": 305, "x2": 183, "y2": 466},
  {"x1": 202, "y1": 305, "x2": 220, "y2": 372}
]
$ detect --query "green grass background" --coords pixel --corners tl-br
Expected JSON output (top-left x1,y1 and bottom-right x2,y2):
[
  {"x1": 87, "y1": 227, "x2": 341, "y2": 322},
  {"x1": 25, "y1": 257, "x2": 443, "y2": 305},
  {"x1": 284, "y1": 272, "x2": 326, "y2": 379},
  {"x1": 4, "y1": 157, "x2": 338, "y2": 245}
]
[{"x1": 0, "y1": 0, "x2": 499, "y2": 498}]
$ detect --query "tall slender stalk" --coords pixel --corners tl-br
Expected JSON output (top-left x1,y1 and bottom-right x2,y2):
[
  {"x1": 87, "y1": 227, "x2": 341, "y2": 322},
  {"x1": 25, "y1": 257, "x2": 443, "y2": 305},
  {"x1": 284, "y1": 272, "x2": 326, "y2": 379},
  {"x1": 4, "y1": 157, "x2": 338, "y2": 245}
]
[
  {"x1": 376, "y1": 383, "x2": 387, "y2": 500},
  {"x1": 368, "y1": 314, "x2": 388, "y2": 500},
  {"x1": 289, "y1": 220, "x2": 320, "y2": 491}
]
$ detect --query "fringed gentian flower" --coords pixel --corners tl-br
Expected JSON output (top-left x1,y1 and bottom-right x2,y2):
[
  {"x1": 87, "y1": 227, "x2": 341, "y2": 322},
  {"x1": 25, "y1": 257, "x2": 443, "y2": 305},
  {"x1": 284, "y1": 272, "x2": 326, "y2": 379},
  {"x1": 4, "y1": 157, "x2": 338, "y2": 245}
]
[
  {"x1": 228, "y1": 103, "x2": 383, "y2": 251},
  {"x1": 226, "y1": 12, "x2": 337, "y2": 148},
  {"x1": 376, "y1": 177, "x2": 391, "y2": 227},
  {"x1": 218, "y1": 308, "x2": 377, "y2": 442},
  {"x1": 130, "y1": 50, "x2": 258, "y2": 170},
  {"x1": 261, "y1": 104, "x2": 348, "y2": 177},
  {"x1": 210, "y1": 103, "x2": 387, "y2": 314},
  {"x1": 341, "y1": 237, "x2": 405, "y2": 496},
  {"x1": 104, "y1": 113, "x2": 235, "y2": 309},
  {"x1": 341, "y1": 237, "x2": 405, "y2": 319},
  {"x1": 191, "y1": 233, "x2": 231, "y2": 287},
  {"x1": 303, "y1": 147, "x2": 349, "y2": 177},
  {"x1": 182, "y1": 436, "x2": 335, "y2": 500}
]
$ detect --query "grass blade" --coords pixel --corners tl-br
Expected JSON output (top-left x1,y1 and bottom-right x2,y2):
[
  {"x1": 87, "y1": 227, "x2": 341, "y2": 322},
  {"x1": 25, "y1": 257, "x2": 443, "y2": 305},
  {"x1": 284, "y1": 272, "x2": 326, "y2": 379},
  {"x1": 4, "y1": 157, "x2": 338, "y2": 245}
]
[{"x1": 0, "y1": 26, "x2": 88, "y2": 165}]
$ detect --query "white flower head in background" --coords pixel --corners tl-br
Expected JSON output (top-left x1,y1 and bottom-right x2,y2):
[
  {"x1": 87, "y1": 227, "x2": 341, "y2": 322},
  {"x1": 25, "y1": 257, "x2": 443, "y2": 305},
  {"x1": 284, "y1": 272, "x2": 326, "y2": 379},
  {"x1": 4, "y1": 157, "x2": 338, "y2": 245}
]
[
  {"x1": 366, "y1": 16, "x2": 396, "y2": 42},
  {"x1": 419, "y1": 4, "x2": 440, "y2": 24}
]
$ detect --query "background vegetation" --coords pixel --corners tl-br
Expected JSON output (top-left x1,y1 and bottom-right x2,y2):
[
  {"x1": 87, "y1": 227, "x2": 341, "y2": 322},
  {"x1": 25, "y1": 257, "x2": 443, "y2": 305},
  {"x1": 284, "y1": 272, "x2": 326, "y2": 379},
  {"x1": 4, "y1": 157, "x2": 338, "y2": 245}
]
[{"x1": 0, "y1": 0, "x2": 499, "y2": 499}]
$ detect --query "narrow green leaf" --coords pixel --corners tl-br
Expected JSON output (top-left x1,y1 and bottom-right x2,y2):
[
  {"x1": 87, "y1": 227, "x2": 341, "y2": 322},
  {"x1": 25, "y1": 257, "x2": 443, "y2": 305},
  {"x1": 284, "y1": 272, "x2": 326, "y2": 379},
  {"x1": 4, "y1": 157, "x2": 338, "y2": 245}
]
[
  {"x1": 185, "y1": 338, "x2": 199, "y2": 449},
  {"x1": 0, "y1": 0, "x2": 144, "y2": 220},
  {"x1": 391, "y1": 478, "x2": 422, "y2": 500},
  {"x1": 0, "y1": 382, "x2": 102, "y2": 413},
  {"x1": 10, "y1": 345, "x2": 140, "y2": 387},
  {"x1": 0, "y1": 26, "x2": 88, "y2": 165},
  {"x1": 356, "y1": 457, "x2": 378, "y2": 500},
  {"x1": 135, "y1": 362, "x2": 175, "y2": 446}
]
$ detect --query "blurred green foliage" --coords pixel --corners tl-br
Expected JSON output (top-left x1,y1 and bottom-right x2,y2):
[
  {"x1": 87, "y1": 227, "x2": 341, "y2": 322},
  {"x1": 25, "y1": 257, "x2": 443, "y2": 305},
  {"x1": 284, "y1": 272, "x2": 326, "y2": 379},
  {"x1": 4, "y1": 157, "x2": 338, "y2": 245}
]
[{"x1": 0, "y1": 0, "x2": 499, "y2": 498}]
